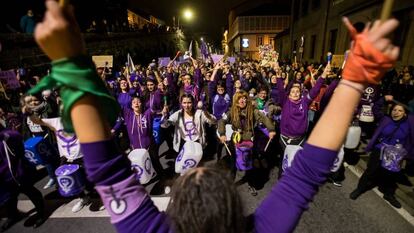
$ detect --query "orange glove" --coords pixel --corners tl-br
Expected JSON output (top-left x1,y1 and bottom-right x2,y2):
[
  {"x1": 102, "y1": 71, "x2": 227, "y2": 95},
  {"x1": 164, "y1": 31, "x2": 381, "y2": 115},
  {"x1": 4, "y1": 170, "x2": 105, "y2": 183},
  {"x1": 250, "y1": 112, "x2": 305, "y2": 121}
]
[{"x1": 342, "y1": 20, "x2": 395, "y2": 85}]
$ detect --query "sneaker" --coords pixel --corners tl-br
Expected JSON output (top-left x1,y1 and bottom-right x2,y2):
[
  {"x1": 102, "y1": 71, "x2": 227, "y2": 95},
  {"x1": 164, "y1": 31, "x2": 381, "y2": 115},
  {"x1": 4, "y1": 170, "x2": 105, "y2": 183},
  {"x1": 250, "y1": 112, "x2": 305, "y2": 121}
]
[
  {"x1": 332, "y1": 181, "x2": 342, "y2": 187},
  {"x1": 99, "y1": 205, "x2": 106, "y2": 211},
  {"x1": 383, "y1": 195, "x2": 401, "y2": 209},
  {"x1": 248, "y1": 186, "x2": 258, "y2": 196},
  {"x1": 71, "y1": 198, "x2": 91, "y2": 213},
  {"x1": 349, "y1": 189, "x2": 362, "y2": 200},
  {"x1": 43, "y1": 179, "x2": 55, "y2": 189}
]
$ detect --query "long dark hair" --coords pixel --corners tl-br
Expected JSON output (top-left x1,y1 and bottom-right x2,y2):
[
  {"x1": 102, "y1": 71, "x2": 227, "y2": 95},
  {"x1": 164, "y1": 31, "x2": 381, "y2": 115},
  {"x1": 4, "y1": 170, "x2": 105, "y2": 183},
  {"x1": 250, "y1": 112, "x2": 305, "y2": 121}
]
[{"x1": 166, "y1": 167, "x2": 245, "y2": 233}]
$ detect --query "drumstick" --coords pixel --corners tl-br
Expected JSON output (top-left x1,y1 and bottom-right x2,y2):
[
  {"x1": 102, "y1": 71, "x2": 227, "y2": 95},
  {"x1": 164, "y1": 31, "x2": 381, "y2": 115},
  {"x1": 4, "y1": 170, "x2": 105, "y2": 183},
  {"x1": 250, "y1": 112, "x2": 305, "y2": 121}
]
[
  {"x1": 264, "y1": 138, "x2": 272, "y2": 152},
  {"x1": 380, "y1": 0, "x2": 394, "y2": 22},
  {"x1": 223, "y1": 142, "x2": 232, "y2": 156}
]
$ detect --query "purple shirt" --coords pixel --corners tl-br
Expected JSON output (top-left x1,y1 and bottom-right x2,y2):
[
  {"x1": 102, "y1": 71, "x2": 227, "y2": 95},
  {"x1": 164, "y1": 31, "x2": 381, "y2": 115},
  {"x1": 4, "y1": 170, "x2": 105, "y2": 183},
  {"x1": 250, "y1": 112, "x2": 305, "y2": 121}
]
[
  {"x1": 123, "y1": 108, "x2": 154, "y2": 149},
  {"x1": 279, "y1": 77, "x2": 324, "y2": 137},
  {"x1": 81, "y1": 139, "x2": 337, "y2": 233},
  {"x1": 118, "y1": 92, "x2": 133, "y2": 109}
]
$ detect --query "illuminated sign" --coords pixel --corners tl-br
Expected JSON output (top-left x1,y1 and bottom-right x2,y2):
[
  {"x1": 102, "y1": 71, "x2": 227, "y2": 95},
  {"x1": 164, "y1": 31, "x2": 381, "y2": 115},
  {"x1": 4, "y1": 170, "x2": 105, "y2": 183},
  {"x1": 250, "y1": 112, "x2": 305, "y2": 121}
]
[{"x1": 242, "y1": 38, "x2": 249, "y2": 48}]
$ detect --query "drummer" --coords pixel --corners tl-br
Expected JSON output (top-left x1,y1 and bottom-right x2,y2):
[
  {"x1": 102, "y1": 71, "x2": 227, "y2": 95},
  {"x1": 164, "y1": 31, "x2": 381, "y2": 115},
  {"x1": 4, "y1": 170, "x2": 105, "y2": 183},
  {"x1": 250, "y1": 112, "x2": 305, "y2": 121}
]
[
  {"x1": 218, "y1": 90, "x2": 276, "y2": 195},
  {"x1": 161, "y1": 93, "x2": 216, "y2": 159},
  {"x1": 22, "y1": 105, "x2": 96, "y2": 213}
]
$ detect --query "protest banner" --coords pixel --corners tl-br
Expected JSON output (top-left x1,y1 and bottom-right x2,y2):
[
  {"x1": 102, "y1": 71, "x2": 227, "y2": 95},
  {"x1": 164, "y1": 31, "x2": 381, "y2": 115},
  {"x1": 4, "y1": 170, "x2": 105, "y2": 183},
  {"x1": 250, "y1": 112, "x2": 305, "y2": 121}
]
[{"x1": 331, "y1": 55, "x2": 345, "y2": 68}]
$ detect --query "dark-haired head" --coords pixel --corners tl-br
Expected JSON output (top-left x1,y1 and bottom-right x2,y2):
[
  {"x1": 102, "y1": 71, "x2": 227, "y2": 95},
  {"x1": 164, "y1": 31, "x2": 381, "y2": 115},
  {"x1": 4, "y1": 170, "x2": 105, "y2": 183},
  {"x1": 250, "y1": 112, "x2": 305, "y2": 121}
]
[
  {"x1": 167, "y1": 166, "x2": 245, "y2": 233},
  {"x1": 389, "y1": 102, "x2": 409, "y2": 122},
  {"x1": 181, "y1": 93, "x2": 195, "y2": 114},
  {"x1": 119, "y1": 77, "x2": 129, "y2": 92}
]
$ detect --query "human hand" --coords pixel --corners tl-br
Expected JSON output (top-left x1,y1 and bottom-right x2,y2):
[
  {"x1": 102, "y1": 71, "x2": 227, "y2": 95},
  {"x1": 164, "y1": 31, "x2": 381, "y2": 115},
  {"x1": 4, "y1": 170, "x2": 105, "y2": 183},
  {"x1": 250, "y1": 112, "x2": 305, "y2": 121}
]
[
  {"x1": 321, "y1": 63, "x2": 331, "y2": 78},
  {"x1": 34, "y1": 1, "x2": 85, "y2": 61},
  {"x1": 342, "y1": 17, "x2": 399, "y2": 84},
  {"x1": 220, "y1": 135, "x2": 227, "y2": 144},
  {"x1": 268, "y1": 131, "x2": 276, "y2": 140}
]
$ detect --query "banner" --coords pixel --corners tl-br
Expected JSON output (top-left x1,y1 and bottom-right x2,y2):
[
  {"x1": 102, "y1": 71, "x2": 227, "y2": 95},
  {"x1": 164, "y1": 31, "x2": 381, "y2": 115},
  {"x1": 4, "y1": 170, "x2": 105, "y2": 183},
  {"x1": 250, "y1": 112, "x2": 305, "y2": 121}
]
[
  {"x1": 331, "y1": 55, "x2": 345, "y2": 68},
  {"x1": 211, "y1": 54, "x2": 224, "y2": 64},
  {"x1": 259, "y1": 44, "x2": 278, "y2": 66},
  {"x1": 92, "y1": 55, "x2": 113, "y2": 68},
  {"x1": 227, "y1": 57, "x2": 236, "y2": 65},
  {"x1": 0, "y1": 70, "x2": 20, "y2": 90},
  {"x1": 158, "y1": 57, "x2": 171, "y2": 67}
]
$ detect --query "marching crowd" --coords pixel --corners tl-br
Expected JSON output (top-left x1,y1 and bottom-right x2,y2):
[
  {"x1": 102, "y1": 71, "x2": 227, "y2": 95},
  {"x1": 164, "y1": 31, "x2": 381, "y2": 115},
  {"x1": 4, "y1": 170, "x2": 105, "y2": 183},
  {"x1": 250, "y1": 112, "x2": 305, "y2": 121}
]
[{"x1": 1, "y1": 1, "x2": 414, "y2": 233}]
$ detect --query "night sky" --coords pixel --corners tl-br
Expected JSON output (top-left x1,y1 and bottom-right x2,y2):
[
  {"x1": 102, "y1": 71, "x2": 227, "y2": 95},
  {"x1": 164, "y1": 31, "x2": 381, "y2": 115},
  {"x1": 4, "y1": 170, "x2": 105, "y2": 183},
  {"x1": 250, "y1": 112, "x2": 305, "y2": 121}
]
[{"x1": 128, "y1": 0, "x2": 246, "y2": 41}]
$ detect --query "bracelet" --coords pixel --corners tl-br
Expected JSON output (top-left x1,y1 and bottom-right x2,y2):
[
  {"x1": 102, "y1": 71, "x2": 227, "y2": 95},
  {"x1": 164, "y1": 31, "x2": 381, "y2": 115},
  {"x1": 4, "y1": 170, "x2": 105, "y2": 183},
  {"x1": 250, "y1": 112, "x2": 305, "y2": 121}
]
[{"x1": 338, "y1": 80, "x2": 365, "y2": 94}]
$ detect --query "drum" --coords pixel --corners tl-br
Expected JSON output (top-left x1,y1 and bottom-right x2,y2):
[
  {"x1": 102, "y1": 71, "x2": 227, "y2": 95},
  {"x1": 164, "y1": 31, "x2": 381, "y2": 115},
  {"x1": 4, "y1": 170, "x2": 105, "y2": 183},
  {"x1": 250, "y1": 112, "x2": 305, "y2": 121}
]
[
  {"x1": 128, "y1": 149, "x2": 156, "y2": 184},
  {"x1": 55, "y1": 164, "x2": 85, "y2": 197},
  {"x1": 330, "y1": 146, "x2": 344, "y2": 172},
  {"x1": 152, "y1": 117, "x2": 163, "y2": 145},
  {"x1": 175, "y1": 141, "x2": 203, "y2": 174},
  {"x1": 344, "y1": 126, "x2": 361, "y2": 149},
  {"x1": 235, "y1": 141, "x2": 254, "y2": 171},
  {"x1": 282, "y1": 145, "x2": 303, "y2": 172},
  {"x1": 24, "y1": 137, "x2": 54, "y2": 166}
]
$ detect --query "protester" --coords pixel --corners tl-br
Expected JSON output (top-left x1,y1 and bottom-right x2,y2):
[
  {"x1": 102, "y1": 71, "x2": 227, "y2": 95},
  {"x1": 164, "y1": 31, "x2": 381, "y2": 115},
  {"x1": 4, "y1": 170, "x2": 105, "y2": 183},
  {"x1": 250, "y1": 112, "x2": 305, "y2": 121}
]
[{"x1": 31, "y1": 2, "x2": 399, "y2": 232}]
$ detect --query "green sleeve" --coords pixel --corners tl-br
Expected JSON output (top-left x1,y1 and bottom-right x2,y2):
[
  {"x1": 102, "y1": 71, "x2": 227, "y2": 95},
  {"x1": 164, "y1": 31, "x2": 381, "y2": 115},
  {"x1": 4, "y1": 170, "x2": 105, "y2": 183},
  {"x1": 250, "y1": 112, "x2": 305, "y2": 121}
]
[{"x1": 28, "y1": 56, "x2": 119, "y2": 133}]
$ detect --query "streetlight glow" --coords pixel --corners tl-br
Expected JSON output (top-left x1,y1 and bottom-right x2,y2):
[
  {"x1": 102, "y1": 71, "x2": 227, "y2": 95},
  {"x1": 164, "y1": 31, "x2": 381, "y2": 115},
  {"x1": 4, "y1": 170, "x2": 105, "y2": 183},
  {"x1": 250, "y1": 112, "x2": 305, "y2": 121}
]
[{"x1": 183, "y1": 9, "x2": 193, "y2": 20}]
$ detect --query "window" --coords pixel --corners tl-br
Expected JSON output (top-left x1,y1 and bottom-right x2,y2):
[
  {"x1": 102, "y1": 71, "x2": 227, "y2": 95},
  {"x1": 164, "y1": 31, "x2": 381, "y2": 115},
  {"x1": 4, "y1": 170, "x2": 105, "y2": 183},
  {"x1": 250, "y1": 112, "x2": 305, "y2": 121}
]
[
  {"x1": 269, "y1": 37, "x2": 275, "y2": 48},
  {"x1": 310, "y1": 35, "x2": 316, "y2": 59},
  {"x1": 328, "y1": 29, "x2": 338, "y2": 54},
  {"x1": 257, "y1": 36, "x2": 264, "y2": 46}
]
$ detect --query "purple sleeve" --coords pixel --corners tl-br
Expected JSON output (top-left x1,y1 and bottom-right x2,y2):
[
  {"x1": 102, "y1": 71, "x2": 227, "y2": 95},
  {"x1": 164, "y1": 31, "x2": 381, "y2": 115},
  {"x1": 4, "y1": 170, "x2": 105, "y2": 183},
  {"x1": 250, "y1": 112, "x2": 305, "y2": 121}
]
[
  {"x1": 166, "y1": 72, "x2": 177, "y2": 94},
  {"x1": 81, "y1": 140, "x2": 172, "y2": 233},
  {"x1": 319, "y1": 79, "x2": 339, "y2": 113},
  {"x1": 81, "y1": 140, "x2": 132, "y2": 186},
  {"x1": 277, "y1": 78, "x2": 287, "y2": 107},
  {"x1": 114, "y1": 197, "x2": 171, "y2": 233},
  {"x1": 112, "y1": 116, "x2": 124, "y2": 132},
  {"x1": 226, "y1": 73, "x2": 234, "y2": 99},
  {"x1": 307, "y1": 77, "x2": 324, "y2": 103},
  {"x1": 255, "y1": 143, "x2": 337, "y2": 233},
  {"x1": 208, "y1": 81, "x2": 217, "y2": 104}
]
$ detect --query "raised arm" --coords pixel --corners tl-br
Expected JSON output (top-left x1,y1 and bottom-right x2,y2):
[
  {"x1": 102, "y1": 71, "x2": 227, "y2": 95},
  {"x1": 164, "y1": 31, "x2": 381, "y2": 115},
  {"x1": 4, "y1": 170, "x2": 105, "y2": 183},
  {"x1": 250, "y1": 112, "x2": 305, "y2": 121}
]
[
  {"x1": 32, "y1": 2, "x2": 167, "y2": 232},
  {"x1": 255, "y1": 17, "x2": 399, "y2": 233}
]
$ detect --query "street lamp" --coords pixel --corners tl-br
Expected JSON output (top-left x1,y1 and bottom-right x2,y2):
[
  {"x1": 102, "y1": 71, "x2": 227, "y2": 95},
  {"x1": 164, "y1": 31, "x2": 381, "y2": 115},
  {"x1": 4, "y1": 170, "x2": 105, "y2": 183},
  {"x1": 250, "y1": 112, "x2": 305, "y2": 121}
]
[{"x1": 183, "y1": 9, "x2": 193, "y2": 20}]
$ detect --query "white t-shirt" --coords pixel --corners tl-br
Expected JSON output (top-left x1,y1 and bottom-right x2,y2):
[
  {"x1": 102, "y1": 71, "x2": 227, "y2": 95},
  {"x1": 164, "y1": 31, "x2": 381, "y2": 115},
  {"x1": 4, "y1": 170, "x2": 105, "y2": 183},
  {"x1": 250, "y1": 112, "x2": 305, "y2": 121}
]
[
  {"x1": 182, "y1": 119, "x2": 200, "y2": 142},
  {"x1": 42, "y1": 117, "x2": 83, "y2": 161}
]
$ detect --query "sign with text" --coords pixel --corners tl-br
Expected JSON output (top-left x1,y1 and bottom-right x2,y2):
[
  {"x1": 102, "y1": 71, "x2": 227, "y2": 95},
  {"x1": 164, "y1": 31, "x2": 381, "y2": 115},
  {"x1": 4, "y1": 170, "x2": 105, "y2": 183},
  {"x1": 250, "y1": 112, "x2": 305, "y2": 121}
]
[
  {"x1": 92, "y1": 55, "x2": 113, "y2": 68},
  {"x1": 0, "y1": 70, "x2": 20, "y2": 89},
  {"x1": 158, "y1": 57, "x2": 171, "y2": 67}
]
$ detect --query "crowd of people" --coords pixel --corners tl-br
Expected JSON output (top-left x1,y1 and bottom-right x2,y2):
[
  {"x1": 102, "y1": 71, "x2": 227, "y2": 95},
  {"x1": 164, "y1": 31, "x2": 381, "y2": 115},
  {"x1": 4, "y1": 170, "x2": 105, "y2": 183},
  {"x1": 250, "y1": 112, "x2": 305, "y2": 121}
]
[{"x1": 1, "y1": 1, "x2": 413, "y2": 233}]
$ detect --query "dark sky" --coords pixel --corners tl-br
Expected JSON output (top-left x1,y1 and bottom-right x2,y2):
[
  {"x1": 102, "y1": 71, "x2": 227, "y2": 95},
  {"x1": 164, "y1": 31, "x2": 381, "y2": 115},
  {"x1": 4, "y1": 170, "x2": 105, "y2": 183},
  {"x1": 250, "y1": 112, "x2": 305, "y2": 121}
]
[{"x1": 127, "y1": 0, "x2": 245, "y2": 42}]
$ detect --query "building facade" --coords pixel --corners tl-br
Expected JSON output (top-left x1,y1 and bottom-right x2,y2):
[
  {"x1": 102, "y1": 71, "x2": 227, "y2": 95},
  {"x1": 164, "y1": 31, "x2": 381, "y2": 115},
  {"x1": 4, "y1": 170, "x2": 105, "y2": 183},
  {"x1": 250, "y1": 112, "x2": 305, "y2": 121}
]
[
  {"x1": 229, "y1": 15, "x2": 290, "y2": 60},
  {"x1": 276, "y1": 0, "x2": 414, "y2": 66}
]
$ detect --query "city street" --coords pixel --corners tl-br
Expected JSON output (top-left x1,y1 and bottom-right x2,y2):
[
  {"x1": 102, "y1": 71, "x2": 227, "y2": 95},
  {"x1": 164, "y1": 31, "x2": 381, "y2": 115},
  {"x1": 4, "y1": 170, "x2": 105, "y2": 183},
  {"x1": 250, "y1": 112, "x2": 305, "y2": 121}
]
[{"x1": 2, "y1": 143, "x2": 414, "y2": 233}]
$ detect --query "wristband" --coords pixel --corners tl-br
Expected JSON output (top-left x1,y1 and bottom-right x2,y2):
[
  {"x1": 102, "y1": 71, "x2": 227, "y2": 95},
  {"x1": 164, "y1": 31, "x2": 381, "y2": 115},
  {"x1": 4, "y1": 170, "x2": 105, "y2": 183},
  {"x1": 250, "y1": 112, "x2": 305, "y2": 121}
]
[{"x1": 338, "y1": 80, "x2": 365, "y2": 94}]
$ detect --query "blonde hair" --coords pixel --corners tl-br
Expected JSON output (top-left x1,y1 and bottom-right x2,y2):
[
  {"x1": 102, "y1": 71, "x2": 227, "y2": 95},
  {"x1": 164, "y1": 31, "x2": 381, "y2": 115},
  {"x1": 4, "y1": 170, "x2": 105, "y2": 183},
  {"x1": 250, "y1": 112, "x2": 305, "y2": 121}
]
[{"x1": 230, "y1": 90, "x2": 253, "y2": 130}]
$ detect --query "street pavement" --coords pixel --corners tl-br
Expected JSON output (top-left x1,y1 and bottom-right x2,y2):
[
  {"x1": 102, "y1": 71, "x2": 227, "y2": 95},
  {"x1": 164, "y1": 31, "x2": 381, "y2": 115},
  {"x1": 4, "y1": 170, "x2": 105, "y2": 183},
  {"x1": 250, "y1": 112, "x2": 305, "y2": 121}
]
[{"x1": 1, "y1": 142, "x2": 414, "y2": 233}]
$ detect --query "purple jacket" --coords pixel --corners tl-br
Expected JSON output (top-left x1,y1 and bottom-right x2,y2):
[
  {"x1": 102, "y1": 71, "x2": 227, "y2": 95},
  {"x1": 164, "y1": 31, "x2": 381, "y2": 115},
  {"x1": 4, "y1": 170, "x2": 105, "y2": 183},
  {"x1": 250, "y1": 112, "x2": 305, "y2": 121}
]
[
  {"x1": 123, "y1": 108, "x2": 154, "y2": 149},
  {"x1": 366, "y1": 115, "x2": 414, "y2": 159},
  {"x1": 81, "y1": 139, "x2": 337, "y2": 233},
  {"x1": 279, "y1": 77, "x2": 324, "y2": 137}
]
